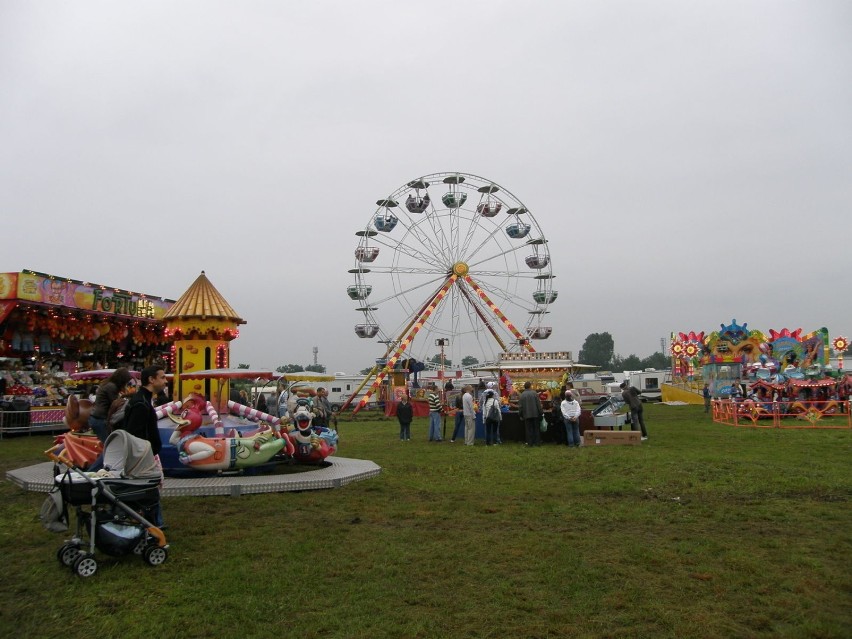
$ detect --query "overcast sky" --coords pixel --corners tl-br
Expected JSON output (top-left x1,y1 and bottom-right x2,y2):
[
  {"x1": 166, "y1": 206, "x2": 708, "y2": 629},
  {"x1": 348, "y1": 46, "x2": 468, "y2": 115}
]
[{"x1": 2, "y1": 1, "x2": 850, "y2": 374}]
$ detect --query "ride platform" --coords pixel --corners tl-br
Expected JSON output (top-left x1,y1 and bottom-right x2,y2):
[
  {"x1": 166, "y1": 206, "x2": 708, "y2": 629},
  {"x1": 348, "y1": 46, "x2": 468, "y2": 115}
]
[{"x1": 6, "y1": 456, "x2": 381, "y2": 497}]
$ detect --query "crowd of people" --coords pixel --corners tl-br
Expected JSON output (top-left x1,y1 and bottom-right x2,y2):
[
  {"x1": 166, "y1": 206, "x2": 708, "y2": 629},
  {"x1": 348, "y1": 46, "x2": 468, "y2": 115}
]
[{"x1": 395, "y1": 379, "x2": 651, "y2": 445}]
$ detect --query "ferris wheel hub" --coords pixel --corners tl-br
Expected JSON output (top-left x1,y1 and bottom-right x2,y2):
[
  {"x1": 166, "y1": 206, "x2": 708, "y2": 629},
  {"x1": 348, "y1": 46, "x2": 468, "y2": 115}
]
[{"x1": 452, "y1": 262, "x2": 469, "y2": 277}]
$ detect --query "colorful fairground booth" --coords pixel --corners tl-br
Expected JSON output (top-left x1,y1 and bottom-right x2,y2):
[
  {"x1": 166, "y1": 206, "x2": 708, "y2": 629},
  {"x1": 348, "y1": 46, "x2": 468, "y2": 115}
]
[
  {"x1": 668, "y1": 320, "x2": 850, "y2": 428},
  {"x1": 0, "y1": 270, "x2": 174, "y2": 432},
  {"x1": 470, "y1": 351, "x2": 597, "y2": 441}
]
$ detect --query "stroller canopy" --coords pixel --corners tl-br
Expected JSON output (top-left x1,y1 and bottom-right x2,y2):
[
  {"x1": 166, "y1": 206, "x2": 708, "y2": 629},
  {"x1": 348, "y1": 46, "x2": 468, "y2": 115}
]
[{"x1": 103, "y1": 430, "x2": 161, "y2": 480}]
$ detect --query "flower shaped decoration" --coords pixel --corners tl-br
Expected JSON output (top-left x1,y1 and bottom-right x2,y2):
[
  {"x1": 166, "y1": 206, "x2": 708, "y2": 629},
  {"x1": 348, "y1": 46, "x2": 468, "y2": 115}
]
[
  {"x1": 683, "y1": 343, "x2": 700, "y2": 358},
  {"x1": 670, "y1": 341, "x2": 684, "y2": 357},
  {"x1": 832, "y1": 336, "x2": 848, "y2": 352}
]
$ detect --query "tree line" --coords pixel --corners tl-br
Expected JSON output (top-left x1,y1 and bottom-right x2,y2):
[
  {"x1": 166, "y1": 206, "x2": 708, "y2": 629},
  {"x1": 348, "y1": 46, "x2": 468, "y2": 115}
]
[
  {"x1": 578, "y1": 332, "x2": 669, "y2": 371},
  {"x1": 241, "y1": 334, "x2": 667, "y2": 376}
]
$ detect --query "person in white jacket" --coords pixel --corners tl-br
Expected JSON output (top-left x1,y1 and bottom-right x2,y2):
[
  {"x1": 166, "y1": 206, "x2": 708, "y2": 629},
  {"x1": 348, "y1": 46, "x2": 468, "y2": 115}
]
[{"x1": 560, "y1": 391, "x2": 582, "y2": 448}]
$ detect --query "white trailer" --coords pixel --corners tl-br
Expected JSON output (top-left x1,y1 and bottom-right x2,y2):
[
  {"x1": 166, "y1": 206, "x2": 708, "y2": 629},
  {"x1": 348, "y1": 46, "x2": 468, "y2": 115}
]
[
  {"x1": 327, "y1": 375, "x2": 377, "y2": 411},
  {"x1": 627, "y1": 369, "x2": 671, "y2": 402}
]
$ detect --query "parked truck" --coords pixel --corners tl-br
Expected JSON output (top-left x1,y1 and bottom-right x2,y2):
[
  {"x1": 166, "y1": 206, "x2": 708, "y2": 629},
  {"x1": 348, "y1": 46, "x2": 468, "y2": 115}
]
[{"x1": 570, "y1": 372, "x2": 627, "y2": 404}]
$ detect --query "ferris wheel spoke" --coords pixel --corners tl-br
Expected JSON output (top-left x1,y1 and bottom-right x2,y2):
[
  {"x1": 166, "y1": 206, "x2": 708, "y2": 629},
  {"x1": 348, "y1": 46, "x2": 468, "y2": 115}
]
[
  {"x1": 367, "y1": 266, "x2": 449, "y2": 276},
  {"x1": 391, "y1": 200, "x2": 453, "y2": 266},
  {"x1": 386, "y1": 213, "x2": 451, "y2": 269},
  {"x1": 370, "y1": 232, "x2": 445, "y2": 270},
  {"x1": 410, "y1": 186, "x2": 452, "y2": 261},
  {"x1": 474, "y1": 276, "x2": 538, "y2": 315},
  {"x1": 368, "y1": 272, "x2": 450, "y2": 309},
  {"x1": 466, "y1": 241, "x2": 530, "y2": 271},
  {"x1": 456, "y1": 200, "x2": 492, "y2": 261},
  {"x1": 461, "y1": 219, "x2": 505, "y2": 265}
]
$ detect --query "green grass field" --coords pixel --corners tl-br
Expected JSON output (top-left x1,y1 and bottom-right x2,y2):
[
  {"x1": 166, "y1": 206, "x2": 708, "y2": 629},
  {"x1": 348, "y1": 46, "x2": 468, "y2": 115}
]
[{"x1": 1, "y1": 404, "x2": 850, "y2": 638}]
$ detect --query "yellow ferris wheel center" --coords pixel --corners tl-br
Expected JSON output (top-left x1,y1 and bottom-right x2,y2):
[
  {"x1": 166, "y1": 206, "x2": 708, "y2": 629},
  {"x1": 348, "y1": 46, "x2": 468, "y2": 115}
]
[{"x1": 452, "y1": 262, "x2": 469, "y2": 277}]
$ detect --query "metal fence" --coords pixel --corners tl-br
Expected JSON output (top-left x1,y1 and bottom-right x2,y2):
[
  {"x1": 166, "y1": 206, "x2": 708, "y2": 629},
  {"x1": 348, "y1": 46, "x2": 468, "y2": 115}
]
[
  {"x1": 712, "y1": 399, "x2": 852, "y2": 429},
  {"x1": 0, "y1": 407, "x2": 66, "y2": 438}
]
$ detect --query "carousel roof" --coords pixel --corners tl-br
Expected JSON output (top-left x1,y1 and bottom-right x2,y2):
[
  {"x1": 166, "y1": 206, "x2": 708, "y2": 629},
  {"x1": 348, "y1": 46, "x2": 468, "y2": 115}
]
[
  {"x1": 179, "y1": 368, "x2": 277, "y2": 380},
  {"x1": 787, "y1": 377, "x2": 837, "y2": 388},
  {"x1": 750, "y1": 379, "x2": 784, "y2": 390},
  {"x1": 70, "y1": 369, "x2": 141, "y2": 381},
  {"x1": 164, "y1": 272, "x2": 245, "y2": 324}
]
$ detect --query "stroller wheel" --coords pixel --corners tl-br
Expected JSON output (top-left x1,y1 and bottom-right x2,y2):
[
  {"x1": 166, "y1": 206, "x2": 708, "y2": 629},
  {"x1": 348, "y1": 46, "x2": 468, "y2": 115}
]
[
  {"x1": 132, "y1": 538, "x2": 147, "y2": 555},
  {"x1": 57, "y1": 543, "x2": 80, "y2": 567},
  {"x1": 143, "y1": 545, "x2": 168, "y2": 566},
  {"x1": 73, "y1": 553, "x2": 98, "y2": 578}
]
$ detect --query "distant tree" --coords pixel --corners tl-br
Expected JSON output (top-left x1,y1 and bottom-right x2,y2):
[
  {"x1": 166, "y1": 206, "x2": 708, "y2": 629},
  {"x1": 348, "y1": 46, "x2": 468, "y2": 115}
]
[
  {"x1": 578, "y1": 332, "x2": 614, "y2": 369},
  {"x1": 461, "y1": 355, "x2": 479, "y2": 367},
  {"x1": 305, "y1": 364, "x2": 326, "y2": 373},
  {"x1": 276, "y1": 364, "x2": 305, "y2": 373},
  {"x1": 237, "y1": 363, "x2": 250, "y2": 369},
  {"x1": 641, "y1": 352, "x2": 670, "y2": 370},
  {"x1": 359, "y1": 366, "x2": 374, "y2": 375},
  {"x1": 429, "y1": 353, "x2": 453, "y2": 368},
  {"x1": 619, "y1": 355, "x2": 643, "y2": 371}
]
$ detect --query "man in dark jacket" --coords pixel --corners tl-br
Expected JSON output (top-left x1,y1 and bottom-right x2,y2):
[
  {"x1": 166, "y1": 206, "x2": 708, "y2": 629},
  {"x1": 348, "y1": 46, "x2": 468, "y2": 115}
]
[
  {"x1": 621, "y1": 382, "x2": 648, "y2": 440},
  {"x1": 118, "y1": 365, "x2": 166, "y2": 456},
  {"x1": 519, "y1": 381, "x2": 543, "y2": 446}
]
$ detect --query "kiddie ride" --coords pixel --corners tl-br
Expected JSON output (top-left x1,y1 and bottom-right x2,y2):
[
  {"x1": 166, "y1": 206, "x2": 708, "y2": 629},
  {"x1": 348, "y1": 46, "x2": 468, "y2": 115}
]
[{"x1": 47, "y1": 392, "x2": 339, "y2": 476}]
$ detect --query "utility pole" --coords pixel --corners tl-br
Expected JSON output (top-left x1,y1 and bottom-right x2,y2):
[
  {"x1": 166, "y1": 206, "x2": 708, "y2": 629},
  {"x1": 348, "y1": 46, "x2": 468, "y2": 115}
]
[
  {"x1": 313, "y1": 346, "x2": 318, "y2": 366},
  {"x1": 436, "y1": 338, "x2": 448, "y2": 380}
]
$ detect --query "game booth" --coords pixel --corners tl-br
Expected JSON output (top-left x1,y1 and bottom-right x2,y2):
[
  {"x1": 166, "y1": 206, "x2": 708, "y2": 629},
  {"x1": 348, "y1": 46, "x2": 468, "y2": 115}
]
[
  {"x1": 0, "y1": 270, "x2": 174, "y2": 434},
  {"x1": 471, "y1": 351, "x2": 599, "y2": 443}
]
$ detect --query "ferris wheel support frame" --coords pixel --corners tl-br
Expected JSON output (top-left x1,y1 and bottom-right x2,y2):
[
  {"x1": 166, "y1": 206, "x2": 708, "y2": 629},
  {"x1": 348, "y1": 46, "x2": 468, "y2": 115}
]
[
  {"x1": 456, "y1": 282, "x2": 509, "y2": 352},
  {"x1": 341, "y1": 273, "x2": 466, "y2": 412},
  {"x1": 463, "y1": 275, "x2": 536, "y2": 353},
  {"x1": 353, "y1": 274, "x2": 458, "y2": 414}
]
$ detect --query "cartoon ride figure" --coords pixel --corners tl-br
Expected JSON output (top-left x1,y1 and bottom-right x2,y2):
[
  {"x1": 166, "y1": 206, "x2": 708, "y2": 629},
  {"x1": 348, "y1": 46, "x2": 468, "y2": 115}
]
[
  {"x1": 45, "y1": 394, "x2": 103, "y2": 469},
  {"x1": 167, "y1": 393, "x2": 289, "y2": 471},
  {"x1": 287, "y1": 398, "x2": 338, "y2": 464}
]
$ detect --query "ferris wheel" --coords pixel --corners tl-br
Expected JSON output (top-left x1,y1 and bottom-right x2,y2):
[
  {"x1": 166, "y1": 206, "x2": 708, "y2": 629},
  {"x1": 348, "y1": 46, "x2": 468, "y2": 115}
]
[{"x1": 348, "y1": 172, "x2": 557, "y2": 409}]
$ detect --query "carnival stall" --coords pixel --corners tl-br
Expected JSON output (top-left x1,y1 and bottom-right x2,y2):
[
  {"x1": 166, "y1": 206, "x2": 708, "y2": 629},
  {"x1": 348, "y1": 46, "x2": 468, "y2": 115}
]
[
  {"x1": 471, "y1": 351, "x2": 597, "y2": 442},
  {"x1": 0, "y1": 270, "x2": 173, "y2": 398}
]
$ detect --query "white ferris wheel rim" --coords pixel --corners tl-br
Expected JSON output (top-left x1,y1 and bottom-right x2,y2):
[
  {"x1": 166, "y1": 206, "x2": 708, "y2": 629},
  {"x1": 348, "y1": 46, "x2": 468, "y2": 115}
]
[{"x1": 351, "y1": 172, "x2": 556, "y2": 365}]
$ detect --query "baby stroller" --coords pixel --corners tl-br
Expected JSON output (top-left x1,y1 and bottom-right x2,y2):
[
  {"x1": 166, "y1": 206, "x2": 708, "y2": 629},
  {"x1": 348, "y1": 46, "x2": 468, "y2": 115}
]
[{"x1": 53, "y1": 430, "x2": 169, "y2": 577}]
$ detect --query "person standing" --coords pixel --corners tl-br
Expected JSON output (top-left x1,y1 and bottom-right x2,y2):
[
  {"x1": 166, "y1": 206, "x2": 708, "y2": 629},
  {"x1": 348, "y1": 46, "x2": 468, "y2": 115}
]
[
  {"x1": 450, "y1": 392, "x2": 464, "y2": 442},
  {"x1": 427, "y1": 384, "x2": 442, "y2": 441},
  {"x1": 560, "y1": 391, "x2": 582, "y2": 448},
  {"x1": 462, "y1": 385, "x2": 475, "y2": 446},
  {"x1": 519, "y1": 381, "x2": 543, "y2": 446},
  {"x1": 702, "y1": 383, "x2": 711, "y2": 413},
  {"x1": 88, "y1": 367, "x2": 133, "y2": 442},
  {"x1": 621, "y1": 381, "x2": 648, "y2": 440},
  {"x1": 396, "y1": 394, "x2": 413, "y2": 441},
  {"x1": 731, "y1": 378, "x2": 745, "y2": 401},
  {"x1": 119, "y1": 365, "x2": 166, "y2": 455},
  {"x1": 313, "y1": 387, "x2": 332, "y2": 427},
  {"x1": 482, "y1": 388, "x2": 502, "y2": 446},
  {"x1": 277, "y1": 385, "x2": 289, "y2": 420},
  {"x1": 116, "y1": 365, "x2": 167, "y2": 526}
]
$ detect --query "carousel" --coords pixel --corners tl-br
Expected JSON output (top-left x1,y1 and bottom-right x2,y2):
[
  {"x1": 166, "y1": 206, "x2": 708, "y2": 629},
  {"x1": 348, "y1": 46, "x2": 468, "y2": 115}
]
[{"x1": 46, "y1": 273, "x2": 339, "y2": 476}]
